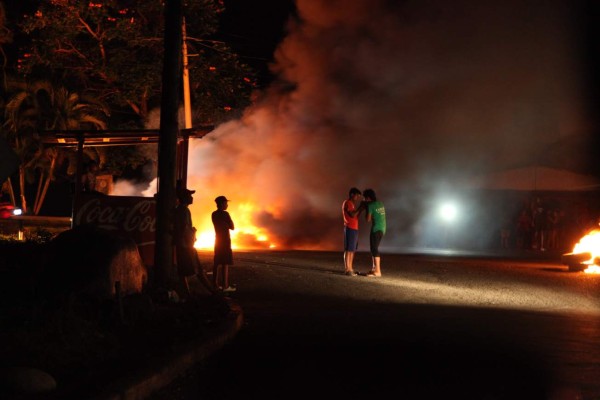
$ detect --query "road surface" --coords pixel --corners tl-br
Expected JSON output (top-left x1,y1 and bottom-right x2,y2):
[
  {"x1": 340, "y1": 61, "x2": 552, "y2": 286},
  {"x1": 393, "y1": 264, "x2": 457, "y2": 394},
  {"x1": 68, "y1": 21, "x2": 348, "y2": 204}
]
[{"x1": 150, "y1": 250, "x2": 600, "y2": 400}]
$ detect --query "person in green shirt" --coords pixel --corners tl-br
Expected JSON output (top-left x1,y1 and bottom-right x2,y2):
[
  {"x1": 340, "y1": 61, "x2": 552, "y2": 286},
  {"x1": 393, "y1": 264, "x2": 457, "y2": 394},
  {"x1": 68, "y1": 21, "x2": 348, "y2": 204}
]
[{"x1": 363, "y1": 188, "x2": 386, "y2": 277}]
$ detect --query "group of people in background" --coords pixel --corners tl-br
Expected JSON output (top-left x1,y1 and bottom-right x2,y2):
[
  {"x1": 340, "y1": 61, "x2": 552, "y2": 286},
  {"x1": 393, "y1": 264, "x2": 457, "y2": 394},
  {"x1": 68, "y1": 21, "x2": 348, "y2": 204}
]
[
  {"x1": 174, "y1": 185, "x2": 236, "y2": 299},
  {"x1": 505, "y1": 197, "x2": 597, "y2": 252},
  {"x1": 342, "y1": 187, "x2": 386, "y2": 277},
  {"x1": 511, "y1": 201, "x2": 564, "y2": 252}
]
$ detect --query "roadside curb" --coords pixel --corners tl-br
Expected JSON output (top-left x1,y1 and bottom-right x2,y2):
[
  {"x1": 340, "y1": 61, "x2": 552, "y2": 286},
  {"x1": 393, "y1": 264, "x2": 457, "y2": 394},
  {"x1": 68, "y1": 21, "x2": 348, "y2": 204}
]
[{"x1": 90, "y1": 297, "x2": 244, "y2": 400}]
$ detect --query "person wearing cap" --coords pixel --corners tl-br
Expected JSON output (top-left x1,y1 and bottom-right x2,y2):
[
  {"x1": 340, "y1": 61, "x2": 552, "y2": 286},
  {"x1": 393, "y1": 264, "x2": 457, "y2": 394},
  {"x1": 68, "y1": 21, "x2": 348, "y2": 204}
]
[
  {"x1": 212, "y1": 195, "x2": 236, "y2": 292},
  {"x1": 174, "y1": 186, "x2": 218, "y2": 297}
]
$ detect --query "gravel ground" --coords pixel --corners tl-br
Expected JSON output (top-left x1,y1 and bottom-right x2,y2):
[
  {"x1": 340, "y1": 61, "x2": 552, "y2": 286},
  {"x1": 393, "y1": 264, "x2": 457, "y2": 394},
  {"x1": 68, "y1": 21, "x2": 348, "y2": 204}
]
[
  {"x1": 149, "y1": 249, "x2": 600, "y2": 400},
  {"x1": 230, "y1": 249, "x2": 600, "y2": 315}
]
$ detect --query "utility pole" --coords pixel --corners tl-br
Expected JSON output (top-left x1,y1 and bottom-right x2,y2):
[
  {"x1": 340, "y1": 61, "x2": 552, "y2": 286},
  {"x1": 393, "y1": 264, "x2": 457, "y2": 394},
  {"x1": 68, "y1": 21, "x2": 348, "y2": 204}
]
[
  {"x1": 182, "y1": 18, "x2": 193, "y2": 131},
  {"x1": 178, "y1": 17, "x2": 192, "y2": 188},
  {"x1": 155, "y1": 0, "x2": 182, "y2": 288}
]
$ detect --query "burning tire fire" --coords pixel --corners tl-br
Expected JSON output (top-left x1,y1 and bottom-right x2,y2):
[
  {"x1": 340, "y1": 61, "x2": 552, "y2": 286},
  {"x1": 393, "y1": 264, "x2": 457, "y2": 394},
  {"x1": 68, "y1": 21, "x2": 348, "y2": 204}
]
[
  {"x1": 562, "y1": 229, "x2": 600, "y2": 274},
  {"x1": 561, "y1": 252, "x2": 592, "y2": 272}
]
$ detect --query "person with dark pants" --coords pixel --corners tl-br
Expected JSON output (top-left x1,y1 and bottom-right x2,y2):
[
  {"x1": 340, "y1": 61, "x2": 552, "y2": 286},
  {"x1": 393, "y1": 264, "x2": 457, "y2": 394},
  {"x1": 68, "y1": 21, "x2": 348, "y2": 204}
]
[
  {"x1": 363, "y1": 188, "x2": 386, "y2": 277},
  {"x1": 174, "y1": 187, "x2": 218, "y2": 298}
]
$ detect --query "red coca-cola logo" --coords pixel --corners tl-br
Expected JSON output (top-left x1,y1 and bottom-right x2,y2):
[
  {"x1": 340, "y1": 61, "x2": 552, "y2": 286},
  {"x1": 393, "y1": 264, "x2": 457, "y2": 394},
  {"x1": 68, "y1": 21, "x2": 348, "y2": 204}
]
[
  {"x1": 73, "y1": 194, "x2": 157, "y2": 267},
  {"x1": 75, "y1": 196, "x2": 156, "y2": 234}
]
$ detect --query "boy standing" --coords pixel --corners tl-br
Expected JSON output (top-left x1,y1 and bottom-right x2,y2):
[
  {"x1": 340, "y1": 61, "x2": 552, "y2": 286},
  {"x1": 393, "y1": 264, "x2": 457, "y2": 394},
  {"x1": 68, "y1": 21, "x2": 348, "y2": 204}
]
[
  {"x1": 212, "y1": 195, "x2": 236, "y2": 292},
  {"x1": 342, "y1": 187, "x2": 364, "y2": 275}
]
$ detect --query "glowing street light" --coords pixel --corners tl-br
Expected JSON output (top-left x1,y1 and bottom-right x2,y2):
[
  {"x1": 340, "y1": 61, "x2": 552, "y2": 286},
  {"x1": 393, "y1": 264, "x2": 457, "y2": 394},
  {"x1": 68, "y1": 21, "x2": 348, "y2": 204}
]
[{"x1": 438, "y1": 202, "x2": 458, "y2": 223}]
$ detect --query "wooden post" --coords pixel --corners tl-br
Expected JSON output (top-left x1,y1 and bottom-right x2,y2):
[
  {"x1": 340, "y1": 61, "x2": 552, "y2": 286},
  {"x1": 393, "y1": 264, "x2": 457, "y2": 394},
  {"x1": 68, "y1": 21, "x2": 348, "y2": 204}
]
[
  {"x1": 154, "y1": 0, "x2": 182, "y2": 289},
  {"x1": 71, "y1": 133, "x2": 84, "y2": 228}
]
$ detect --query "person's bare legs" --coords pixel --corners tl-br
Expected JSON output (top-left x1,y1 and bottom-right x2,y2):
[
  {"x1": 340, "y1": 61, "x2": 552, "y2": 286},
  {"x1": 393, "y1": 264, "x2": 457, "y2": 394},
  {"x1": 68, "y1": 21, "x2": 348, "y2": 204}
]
[
  {"x1": 213, "y1": 265, "x2": 220, "y2": 288},
  {"x1": 344, "y1": 251, "x2": 355, "y2": 273},
  {"x1": 223, "y1": 265, "x2": 229, "y2": 288},
  {"x1": 221, "y1": 265, "x2": 237, "y2": 292},
  {"x1": 373, "y1": 256, "x2": 381, "y2": 275},
  {"x1": 369, "y1": 256, "x2": 382, "y2": 277}
]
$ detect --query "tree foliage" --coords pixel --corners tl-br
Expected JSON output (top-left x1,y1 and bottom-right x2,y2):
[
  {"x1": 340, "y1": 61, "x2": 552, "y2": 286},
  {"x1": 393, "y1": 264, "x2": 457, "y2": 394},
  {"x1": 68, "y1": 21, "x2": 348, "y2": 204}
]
[
  {"x1": 3, "y1": 79, "x2": 109, "y2": 214},
  {"x1": 0, "y1": 0, "x2": 258, "y2": 215},
  {"x1": 0, "y1": 2, "x2": 13, "y2": 89},
  {"x1": 18, "y1": 0, "x2": 256, "y2": 125}
]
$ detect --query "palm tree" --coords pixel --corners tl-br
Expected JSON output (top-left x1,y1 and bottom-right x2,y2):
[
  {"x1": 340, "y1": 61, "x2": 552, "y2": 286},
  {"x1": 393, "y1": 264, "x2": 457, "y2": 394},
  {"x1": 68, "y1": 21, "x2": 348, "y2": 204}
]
[
  {"x1": 3, "y1": 81, "x2": 109, "y2": 215},
  {"x1": 0, "y1": 2, "x2": 13, "y2": 91}
]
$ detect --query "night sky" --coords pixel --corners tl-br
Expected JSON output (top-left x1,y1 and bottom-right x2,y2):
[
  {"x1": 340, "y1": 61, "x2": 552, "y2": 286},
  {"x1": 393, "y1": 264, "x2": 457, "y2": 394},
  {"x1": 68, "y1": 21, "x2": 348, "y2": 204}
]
[
  {"x1": 217, "y1": 0, "x2": 296, "y2": 87},
  {"x1": 182, "y1": 0, "x2": 600, "y2": 250}
]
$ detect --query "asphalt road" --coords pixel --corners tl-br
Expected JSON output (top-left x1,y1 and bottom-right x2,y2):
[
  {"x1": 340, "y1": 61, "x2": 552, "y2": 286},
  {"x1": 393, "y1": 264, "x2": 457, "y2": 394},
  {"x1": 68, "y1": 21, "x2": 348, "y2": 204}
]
[{"x1": 149, "y1": 250, "x2": 600, "y2": 400}]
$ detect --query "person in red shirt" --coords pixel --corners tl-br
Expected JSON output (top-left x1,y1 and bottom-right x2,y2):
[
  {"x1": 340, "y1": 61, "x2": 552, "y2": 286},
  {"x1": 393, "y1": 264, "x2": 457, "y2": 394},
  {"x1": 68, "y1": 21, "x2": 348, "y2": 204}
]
[{"x1": 342, "y1": 187, "x2": 365, "y2": 276}]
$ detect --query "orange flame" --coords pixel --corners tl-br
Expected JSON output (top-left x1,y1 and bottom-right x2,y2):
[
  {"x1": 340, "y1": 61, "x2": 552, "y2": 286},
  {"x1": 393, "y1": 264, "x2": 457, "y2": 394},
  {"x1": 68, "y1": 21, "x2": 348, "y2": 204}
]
[
  {"x1": 191, "y1": 201, "x2": 276, "y2": 251},
  {"x1": 572, "y1": 229, "x2": 600, "y2": 274}
]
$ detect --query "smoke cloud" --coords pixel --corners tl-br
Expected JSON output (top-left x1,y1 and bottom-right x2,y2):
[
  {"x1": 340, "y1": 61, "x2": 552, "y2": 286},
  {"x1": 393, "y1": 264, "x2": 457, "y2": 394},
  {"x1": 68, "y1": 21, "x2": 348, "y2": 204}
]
[{"x1": 185, "y1": 0, "x2": 594, "y2": 251}]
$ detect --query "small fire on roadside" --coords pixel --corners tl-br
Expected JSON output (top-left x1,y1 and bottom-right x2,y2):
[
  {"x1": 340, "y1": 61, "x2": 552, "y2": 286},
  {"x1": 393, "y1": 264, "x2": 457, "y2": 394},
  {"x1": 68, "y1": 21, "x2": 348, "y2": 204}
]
[{"x1": 572, "y1": 229, "x2": 600, "y2": 274}]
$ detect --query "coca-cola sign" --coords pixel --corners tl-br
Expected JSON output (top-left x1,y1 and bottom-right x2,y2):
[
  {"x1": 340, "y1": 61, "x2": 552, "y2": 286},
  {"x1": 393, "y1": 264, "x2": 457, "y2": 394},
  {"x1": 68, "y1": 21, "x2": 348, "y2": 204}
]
[{"x1": 74, "y1": 194, "x2": 156, "y2": 266}]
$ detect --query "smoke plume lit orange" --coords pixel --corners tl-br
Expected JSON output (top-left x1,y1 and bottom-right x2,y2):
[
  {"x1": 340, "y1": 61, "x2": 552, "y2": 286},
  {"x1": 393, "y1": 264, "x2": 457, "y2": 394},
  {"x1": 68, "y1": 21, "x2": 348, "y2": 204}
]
[{"x1": 125, "y1": 0, "x2": 592, "y2": 253}]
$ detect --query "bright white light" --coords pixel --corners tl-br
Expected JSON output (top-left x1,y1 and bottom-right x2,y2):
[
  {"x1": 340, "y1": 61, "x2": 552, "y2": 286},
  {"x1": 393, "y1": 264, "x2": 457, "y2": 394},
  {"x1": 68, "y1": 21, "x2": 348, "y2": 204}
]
[
  {"x1": 438, "y1": 203, "x2": 457, "y2": 222},
  {"x1": 12, "y1": 208, "x2": 22, "y2": 216}
]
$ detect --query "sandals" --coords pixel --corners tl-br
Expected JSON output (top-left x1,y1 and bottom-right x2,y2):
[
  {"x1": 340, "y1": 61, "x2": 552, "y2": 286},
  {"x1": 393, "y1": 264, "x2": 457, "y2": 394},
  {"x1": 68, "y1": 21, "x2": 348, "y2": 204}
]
[{"x1": 344, "y1": 270, "x2": 380, "y2": 277}]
